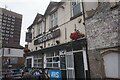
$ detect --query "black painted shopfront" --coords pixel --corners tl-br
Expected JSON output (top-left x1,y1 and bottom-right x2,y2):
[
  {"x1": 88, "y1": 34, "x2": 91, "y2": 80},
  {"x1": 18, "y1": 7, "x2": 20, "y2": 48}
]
[{"x1": 24, "y1": 38, "x2": 90, "y2": 80}]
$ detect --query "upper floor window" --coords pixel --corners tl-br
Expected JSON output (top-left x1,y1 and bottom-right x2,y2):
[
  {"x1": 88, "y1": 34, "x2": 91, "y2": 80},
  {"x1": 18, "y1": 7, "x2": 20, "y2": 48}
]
[
  {"x1": 32, "y1": 28, "x2": 35, "y2": 39},
  {"x1": 50, "y1": 11, "x2": 57, "y2": 29},
  {"x1": 10, "y1": 57, "x2": 18, "y2": 64},
  {"x1": 37, "y1": 22, "x2": 43, "y2": 35},
  {"x1": 71, "y1": 0, "x2": 81, "y2": 17},
  {"x1": 8, "y1": 18, "x2": 11, "y2": 20},
  {"x1": 0, "y1": 19, "x2": 2, "y2": 22},
  {"x1": 0, "y1": 15, "x2": 2, "y2": 19}
]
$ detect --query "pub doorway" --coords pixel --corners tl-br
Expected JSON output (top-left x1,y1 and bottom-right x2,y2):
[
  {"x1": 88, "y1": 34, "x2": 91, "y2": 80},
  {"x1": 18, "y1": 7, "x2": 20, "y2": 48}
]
[{"x1": 66, "y1": 50, "x2": 88, "y2": 80}]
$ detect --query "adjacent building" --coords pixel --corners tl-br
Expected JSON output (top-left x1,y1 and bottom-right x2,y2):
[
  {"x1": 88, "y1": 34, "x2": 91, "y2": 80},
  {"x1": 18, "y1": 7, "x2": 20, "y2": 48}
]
[
  {"x1": 25, "y1": 0, "x2": 120, "y2": 79},
  {"x1": 0, "y1": 8, "x2": 22, "y2": 48},
  {"x1": 0, "y1": 8, "x2": 24, "y2": 76},
  {"x1": 85, "y1": 2, "x2": 120, "y2": 79}
]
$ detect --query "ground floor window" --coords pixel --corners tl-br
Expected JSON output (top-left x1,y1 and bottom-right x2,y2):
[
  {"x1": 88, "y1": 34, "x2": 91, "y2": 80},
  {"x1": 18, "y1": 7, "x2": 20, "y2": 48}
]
[
  {"x1": 103, "y1": 51, "x2": 120, "y2": 78},
  {"x1": 46, "y1": 51, "x2": 60, "y2": 68},
  {"x1": 10, "y1": 57, "x2": 18, "y2": 64},
  {"x1": 26, "y1": 58, "x2": 32, "y2": 68},
  {"x1": 34, "y1": 54, "x2": 42, "y2": 68}
]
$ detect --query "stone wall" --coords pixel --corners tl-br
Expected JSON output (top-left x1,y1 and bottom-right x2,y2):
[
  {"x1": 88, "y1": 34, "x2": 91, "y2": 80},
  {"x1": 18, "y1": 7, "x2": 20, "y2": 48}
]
[
  {"x1": 85, "y1": 2, "x2": 119, "y2": 50},
  {"x1": 85, "y1": 2, "x2": 120, "y2": 79}
]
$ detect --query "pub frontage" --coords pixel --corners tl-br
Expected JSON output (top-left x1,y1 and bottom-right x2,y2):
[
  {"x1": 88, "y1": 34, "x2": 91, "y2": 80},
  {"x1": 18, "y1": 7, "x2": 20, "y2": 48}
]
[
  {"x1": 24, "y1": 1, "x2": 91, "y2": 79},
  {"x1": 24, "y1": 38, "x2": 90, "y2": 79}
]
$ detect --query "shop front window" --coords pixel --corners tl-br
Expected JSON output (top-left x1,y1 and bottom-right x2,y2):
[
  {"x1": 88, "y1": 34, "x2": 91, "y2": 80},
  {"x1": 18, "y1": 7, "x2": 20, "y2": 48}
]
[
  {"x1": 34, "y1": 54, "x2": 42, "y2": 68},
  {"x1": 46, "y1": 51, "x2": 60, "y2": 68}
]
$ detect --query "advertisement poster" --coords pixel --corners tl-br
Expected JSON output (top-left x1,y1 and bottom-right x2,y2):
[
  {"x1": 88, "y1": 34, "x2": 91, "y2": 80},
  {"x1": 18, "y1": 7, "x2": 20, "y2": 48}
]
[{"x1": 48, "y1": 70, "x2": 61, "y2": 80}]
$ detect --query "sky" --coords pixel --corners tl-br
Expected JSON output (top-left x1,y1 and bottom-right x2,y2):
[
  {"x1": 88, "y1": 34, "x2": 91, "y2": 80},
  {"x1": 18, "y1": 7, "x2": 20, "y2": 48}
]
[{"x1": 0, "y1": 0, "x2": 61, "y2": 47}]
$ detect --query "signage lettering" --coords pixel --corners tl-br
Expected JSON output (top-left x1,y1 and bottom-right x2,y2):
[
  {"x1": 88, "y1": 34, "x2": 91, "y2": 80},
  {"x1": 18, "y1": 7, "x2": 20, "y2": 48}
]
[
  {"x1": 48, "y1": 70, "x2": 61, "y2": 80},
  {"x1": 34, "y1": 29, "x2": 60, "y2": 45}
]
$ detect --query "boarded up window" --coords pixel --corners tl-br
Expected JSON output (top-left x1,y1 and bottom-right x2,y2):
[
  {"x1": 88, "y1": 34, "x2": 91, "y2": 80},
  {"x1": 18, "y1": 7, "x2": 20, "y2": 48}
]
[{"x1": 103, "y1": 52, "x2": 120, "y2": 78}]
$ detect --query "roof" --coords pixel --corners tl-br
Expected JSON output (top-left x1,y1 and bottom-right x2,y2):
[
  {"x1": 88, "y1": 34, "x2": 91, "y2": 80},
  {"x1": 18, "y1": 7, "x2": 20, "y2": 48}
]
[
  {"x1": 27, "y1": 1, "x2": 64, "y2": 30},
  {"x1": 44, "y1": 2, "x2": 64, "y2": 16},
  {"x1": 27, "y1": 13, "x2": 43, "y2": 30},
  {"x1": 44, "y1": 2, "x2": 59, "y2": 16}
]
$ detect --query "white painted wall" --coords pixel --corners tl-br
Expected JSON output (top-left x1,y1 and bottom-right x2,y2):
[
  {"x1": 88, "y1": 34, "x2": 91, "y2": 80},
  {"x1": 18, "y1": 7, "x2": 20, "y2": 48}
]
[
  {"x1": 103, "y1": 52, "x2": 120, "y2": 78},
  {"x1": 0, "y1": 48, "x2": 24, "y2": 57},
  {"x1": 0, "y1": 49, "x2": 2, "y2": 56},
  {"x1": 27, "y1": 1, "x2": 99, "y2": 50},
  {"x1": 44, "y1": 2, "x2": 86, "y2": 48}
]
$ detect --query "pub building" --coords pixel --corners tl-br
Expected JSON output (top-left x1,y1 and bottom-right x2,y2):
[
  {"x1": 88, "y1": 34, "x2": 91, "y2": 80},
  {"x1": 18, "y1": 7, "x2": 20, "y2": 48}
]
[{"x1": 24, "y1": 1, "x2": 91, "y2": 79}]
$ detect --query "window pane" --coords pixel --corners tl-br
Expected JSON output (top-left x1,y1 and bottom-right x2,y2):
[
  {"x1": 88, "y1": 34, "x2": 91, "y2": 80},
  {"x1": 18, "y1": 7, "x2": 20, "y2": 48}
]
[
  {"x1": 38, "y1": 63, "x2": 42, "y2": 68},
  {"x1": 10, "y1": 58, "x2": 18, "y2": 64},
  {"x1": 46, "y1": 63, "x2": 52, "y2": 68},
  {"x1": 53, "y1": 63, "x2": 59, "y2": 68},
  {"x1": 34, "y1": 59, "x2": 37, "y2": 63},
  {"x1": 46, "y1": 52, "x2": 54, "y2": 57},
  {"x1": 73, "y1": 3, "x2": 81, "y2": 16},
  {"x1": 60, "y1": 55, "x2": 66, "y2": 69},
  {"x1": 50, "y1": 12, "x2": 57, "y2": 28},
  {"x1": 47, "y1": 58, "x2": 52, "y2": 62},
  {"x1": 38, "y1": 59, "x2": 42, "y2": 62},
  {"x1": 53, "y1": 57, "x2": 59, "y2": 62},
  {"x1": 55, "y1": 51, "x2": 59, "y2": 56},
  {"x1": 27, "y1": 59, "x2": 32, "y2": 68},
  {"x1": 34, "y1": 64, "x2": 37, "y2": 67}
]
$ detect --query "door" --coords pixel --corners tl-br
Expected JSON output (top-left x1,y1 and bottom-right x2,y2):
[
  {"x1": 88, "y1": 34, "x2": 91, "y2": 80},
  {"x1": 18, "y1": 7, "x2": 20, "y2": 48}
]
[
  {"x1": 74, "y1": 52, "x2": 85, "y2": 79},
  {"x1": 66, "y1": 52, "x2": 75, "y2": 80}
]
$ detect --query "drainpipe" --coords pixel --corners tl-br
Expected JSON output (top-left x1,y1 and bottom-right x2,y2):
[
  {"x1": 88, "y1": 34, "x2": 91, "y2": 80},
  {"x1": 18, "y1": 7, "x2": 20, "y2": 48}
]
[
  {"x1": 82, "y1": 1, "x2": 91, "y2": 80},
  {"x1": 41, "y1": 17, "x2": 46, "y2": 79},
  {"x1": 82, "y1": 1, "x2": 85, "y2": 25}
]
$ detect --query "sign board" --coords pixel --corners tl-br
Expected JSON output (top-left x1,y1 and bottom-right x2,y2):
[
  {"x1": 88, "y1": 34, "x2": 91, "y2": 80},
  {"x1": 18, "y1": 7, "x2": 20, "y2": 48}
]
[
  {"x1": 34, "y1": 29, "x2": 60, "y2": 45},
  {"x1": 25, "y1": 32, "x2": 32, "y2": 42},
  {"x1": 48, "y1": 70, "x2": 61, "y2": 80}
]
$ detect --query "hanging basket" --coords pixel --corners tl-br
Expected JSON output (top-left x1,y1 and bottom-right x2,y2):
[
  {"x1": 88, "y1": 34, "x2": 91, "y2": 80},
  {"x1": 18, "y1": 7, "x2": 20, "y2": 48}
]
[
  {"x1": 24, "y1": 48, "x2": 30, "y2": 53},
  {"x1": 70, "y1": 31, "x2": 84, "y2": 40}
]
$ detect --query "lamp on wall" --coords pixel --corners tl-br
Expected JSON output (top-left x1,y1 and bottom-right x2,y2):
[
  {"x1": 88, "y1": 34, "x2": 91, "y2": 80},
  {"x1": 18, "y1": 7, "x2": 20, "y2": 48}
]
[
  {"x1": 56, "y1": 40, "x2": 60, "y2": 44},
  {"x1": 60, "y1": 5, "x2": 65, "y2": 9},
  {"x1": 40, "y1": 46, "x2": 43, "y2": 49}
]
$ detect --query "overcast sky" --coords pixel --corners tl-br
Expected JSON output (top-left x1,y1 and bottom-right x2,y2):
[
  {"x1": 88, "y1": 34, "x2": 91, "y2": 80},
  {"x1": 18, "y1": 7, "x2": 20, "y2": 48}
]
[{"x1": 0, "y1": 0, "x2": 61, "y2": 47}]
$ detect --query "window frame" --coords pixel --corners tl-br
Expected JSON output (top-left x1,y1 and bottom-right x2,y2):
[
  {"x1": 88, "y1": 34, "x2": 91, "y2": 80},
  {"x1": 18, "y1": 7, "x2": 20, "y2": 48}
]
[
  {"x1": 71, "y1": 0, "x2": 82, "y2": 20},
  {"x1": 10, "y1": 57, "x2": 18, "y2": 64},
  {"x1": 37, "y1": 22, "x2": 43, "y2": 35},
  {"x1": 46, "y1": 51, "x2": 60, "y2": 68},
  {"x1": 50, "y1": 11, "x2": 58, "y2": 29},
  {"x1": 33, "y1": 54, "x2": 42, "y2": 68}
]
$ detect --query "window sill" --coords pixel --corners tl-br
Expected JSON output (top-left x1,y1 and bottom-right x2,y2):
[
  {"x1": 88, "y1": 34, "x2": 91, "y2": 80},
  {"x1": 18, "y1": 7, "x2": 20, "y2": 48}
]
[
  {"x1": 70, "y1": 12, "x2": 82, "y2": 21},
  {"x1": 49, "y1": 25, "x2": 58, "y2": 31}
]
